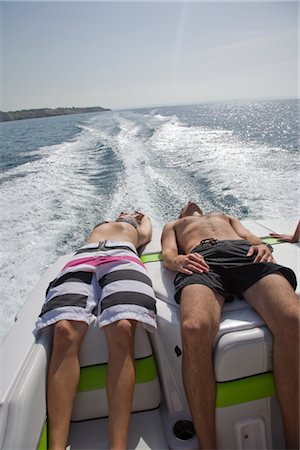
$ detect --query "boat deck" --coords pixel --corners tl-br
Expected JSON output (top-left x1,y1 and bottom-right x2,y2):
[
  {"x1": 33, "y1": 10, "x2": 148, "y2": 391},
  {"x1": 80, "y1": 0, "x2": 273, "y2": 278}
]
[
  {"x1": 69, "y1": 409, "x2": 168, "y2": 449},
  {"x1": 0, "y1": 218, "x2": 298, "y2": 449}
]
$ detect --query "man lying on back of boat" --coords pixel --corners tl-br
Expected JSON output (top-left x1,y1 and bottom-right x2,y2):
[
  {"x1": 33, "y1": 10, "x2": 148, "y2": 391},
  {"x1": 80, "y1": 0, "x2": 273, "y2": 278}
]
[
  {"x1": 161, "y1": 202, "x2": 299, "y2": 450},
  {"x1": 34, "y1": 211, "x2": 156, "y2": 450}
]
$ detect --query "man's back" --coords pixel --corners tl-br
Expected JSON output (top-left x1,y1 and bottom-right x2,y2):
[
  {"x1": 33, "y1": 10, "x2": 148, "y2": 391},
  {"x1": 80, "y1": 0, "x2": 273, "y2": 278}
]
[
  {"x1": 86, "y1": 212, "x2": 152, "y2": 250},
  {"x1": 87, "y1": 221, "x2": 140, "y2": 247}
]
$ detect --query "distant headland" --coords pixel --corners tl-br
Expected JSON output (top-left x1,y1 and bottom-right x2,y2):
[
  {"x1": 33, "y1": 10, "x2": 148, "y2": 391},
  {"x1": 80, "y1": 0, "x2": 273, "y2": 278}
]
[{"x1": 0, "y1": 106, "x2": 111, "y2": 122}]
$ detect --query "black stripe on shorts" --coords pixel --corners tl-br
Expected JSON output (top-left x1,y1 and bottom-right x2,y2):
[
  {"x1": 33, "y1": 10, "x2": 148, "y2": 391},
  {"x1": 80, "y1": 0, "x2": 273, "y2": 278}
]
[
  {"x1": 99, "y1": 269, "x2": 153, "y2": 289},
  {"x1": 40, "y1": 294, "x2": 88, "y2": 316},
  {"x1": 46, "y1": 271, "x2": 93, "y2": 295},
  {"x1": 101, "y1": 292, "x2": 157, "y2": 313}
]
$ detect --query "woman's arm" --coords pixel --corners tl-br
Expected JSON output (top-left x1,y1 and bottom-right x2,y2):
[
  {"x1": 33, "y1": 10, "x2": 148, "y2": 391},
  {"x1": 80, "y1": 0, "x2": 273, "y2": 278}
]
[
  {"x1": 137, "y1": 214, "x2": 152, "y2": 247},
  {"x1": 269, "y1": 220, "x2": 300, "y2": 243}
]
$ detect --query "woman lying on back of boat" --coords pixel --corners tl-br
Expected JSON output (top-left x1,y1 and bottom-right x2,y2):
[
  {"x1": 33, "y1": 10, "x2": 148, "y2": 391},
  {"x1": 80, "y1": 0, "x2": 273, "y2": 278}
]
[{"x1": 34, "y1": 211, "x2": 157, "y2": 450}]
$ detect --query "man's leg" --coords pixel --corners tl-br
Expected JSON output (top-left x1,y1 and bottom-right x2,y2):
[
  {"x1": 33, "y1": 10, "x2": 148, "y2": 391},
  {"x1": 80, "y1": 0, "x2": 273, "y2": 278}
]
[
  {"x1": 180, "y1": 285, "x2": 225, "y2": 450},
  {"x1": 104, "y1": 319, "x2": 137, "y2": 450},
  {"x1": 47, "y1": 320, "x2": 88, "y2": 450},
  {"x1": 243, "y1": 272, "x2": 299, "y2": 449}
]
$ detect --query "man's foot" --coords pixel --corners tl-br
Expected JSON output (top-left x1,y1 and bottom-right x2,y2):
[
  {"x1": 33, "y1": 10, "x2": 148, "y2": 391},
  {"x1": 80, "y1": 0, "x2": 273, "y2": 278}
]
[{"x1": 179, "y1": 202, "x2": 203, "y2": 218}]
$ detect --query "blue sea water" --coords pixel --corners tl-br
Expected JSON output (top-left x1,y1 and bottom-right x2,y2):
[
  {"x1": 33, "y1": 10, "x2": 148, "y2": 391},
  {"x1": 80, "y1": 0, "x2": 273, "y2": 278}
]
[{"x1": 0, "y1": 98, "x2": 299, "y2": 343}]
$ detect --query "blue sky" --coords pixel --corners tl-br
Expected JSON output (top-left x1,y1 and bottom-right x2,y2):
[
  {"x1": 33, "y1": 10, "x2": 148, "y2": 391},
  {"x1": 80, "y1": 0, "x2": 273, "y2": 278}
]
[{"x1": 0, "y1": 1, "x2": 298, "y2": 111}]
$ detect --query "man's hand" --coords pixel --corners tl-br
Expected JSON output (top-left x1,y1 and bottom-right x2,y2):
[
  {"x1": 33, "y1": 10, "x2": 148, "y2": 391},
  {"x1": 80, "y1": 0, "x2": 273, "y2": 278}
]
[
  {"x1": 175, "y1": 253, "x2": 209, "y2": 275},
  {"x1": 133, "y1": 211, "x2": 145, "y2": 224},
  {"x1": 247, "y1": 244, "x2": 275, "y2": 263}
]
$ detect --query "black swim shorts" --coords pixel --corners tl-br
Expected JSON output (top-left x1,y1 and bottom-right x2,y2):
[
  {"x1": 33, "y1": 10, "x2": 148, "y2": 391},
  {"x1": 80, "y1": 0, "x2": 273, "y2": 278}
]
[{"x1": 174, "y1": 239, "x2": 297, "y2": 304}]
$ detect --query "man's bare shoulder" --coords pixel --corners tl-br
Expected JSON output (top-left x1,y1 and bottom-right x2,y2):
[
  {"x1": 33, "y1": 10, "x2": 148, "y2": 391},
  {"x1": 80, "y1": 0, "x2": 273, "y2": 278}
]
[{"x1": 162, "y1": 220, "x2": 177, "y2": 231}]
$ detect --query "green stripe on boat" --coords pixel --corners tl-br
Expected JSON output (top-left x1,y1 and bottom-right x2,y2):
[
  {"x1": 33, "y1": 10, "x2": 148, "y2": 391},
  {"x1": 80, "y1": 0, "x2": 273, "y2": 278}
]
[
  {"x1": 140, "y1": 252, "x2": 163, "y2": 263},
  {"x1": 37, "y1": 421, "x2": 48, "y2": 450},
  {"x1": 261, "y1": 236, "x2": 282, "y2": 245},
  {"x1": 216, "y1": 372, "x2": 276, "y2": 408},
  {"x1": 77, "y1": 355, "x2": 157, "y2": 392}
]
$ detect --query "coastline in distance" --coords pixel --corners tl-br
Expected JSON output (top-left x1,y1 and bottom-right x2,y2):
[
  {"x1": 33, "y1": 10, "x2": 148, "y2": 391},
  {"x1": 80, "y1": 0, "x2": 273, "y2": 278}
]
[{"x1": 0, "y1": 106, "x2": 111, "y2": 122}]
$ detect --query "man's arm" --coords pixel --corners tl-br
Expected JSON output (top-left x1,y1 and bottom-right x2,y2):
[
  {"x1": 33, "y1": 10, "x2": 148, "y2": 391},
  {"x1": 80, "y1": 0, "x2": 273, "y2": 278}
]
[
  {"x1": 228, "y1": 215, "x2": 274, "y2": 263},
  {"x1": 137, "y1": 214, "x2": 152, "y2": 247},
  {"x1": 161, "y1": 222, "x2": 209, "y2": 275}
]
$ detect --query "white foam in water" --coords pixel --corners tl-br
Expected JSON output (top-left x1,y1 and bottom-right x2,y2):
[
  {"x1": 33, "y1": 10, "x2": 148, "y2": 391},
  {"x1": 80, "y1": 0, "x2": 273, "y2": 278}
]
[
  {"x1": 85, "y1": 113, "x2": 162, "y2": 228},
  {"x1": 145, "y1": 115, "x2": 298, "y2": 218},
  {"x1": 110, "y1": 118, "x2": 153, "y2": 210},
  {"x1": 0, "y1": 133, "x2": 102, "y2": 343}
]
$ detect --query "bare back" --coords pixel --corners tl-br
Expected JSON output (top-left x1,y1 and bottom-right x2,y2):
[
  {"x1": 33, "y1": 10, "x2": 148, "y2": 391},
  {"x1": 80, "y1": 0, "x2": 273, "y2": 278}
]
[
  {"x1": 174, "y1": 213, "x2": 243, "y2": 253},
  {"x1": 86, "y1": 222, "x2": 140, "y2": 247},
  {"x1": 86, "y1": 213, "x2": 153, "y2": 250}
]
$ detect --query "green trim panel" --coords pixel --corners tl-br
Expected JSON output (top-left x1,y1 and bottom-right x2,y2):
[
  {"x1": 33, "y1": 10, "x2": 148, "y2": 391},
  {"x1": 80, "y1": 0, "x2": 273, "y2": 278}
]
[
  {"x1": 140, "y1": 252, "x2": 163, "y2": 263},
  {"x1": 261, "y1": 236, "x2": 282, "y2": 245},
  {"x1": 77, "y1": 355, "x2": 157, "y2": 393},
  {"x1": 216, "y1": 372, "x2": 276, "y2": 408},
  {"x1": 37, "y1": 421, "x2": 47, "y2": 450},
  {"x1": 37, "y1": 372, "x2": 275, "y2": 448}
]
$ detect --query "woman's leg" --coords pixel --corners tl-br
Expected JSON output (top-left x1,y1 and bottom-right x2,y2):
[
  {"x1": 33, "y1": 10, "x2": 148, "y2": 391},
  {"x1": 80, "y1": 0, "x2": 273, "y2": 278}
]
[
  {"x1": 104, "y1": 319, "x2": 137, "y2": 450},
  {"x1": 47, "y1": 320, "x2": 88, "y2": 450}
]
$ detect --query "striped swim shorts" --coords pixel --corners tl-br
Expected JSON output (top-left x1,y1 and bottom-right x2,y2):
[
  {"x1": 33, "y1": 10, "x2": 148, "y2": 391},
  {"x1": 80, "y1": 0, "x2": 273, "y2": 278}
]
[{"x1": 34, "y1": 240, "x2": 157, "y2": 334}]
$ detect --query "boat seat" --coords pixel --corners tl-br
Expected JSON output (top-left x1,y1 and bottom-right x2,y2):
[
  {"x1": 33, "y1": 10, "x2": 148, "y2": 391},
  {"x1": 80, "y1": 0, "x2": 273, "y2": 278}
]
[
  {"x1": 144, "y1": 222, "x2": 299, "y2": 382},
  {"x1": 71, "y1": 325, "x2": 161, "y2": 421},
  {"x1": 1, "y1": 220, "x2": 297, "y2": 450},
  {"x1": 140, "y1": 221, "x2": 298, "y2": 449}
]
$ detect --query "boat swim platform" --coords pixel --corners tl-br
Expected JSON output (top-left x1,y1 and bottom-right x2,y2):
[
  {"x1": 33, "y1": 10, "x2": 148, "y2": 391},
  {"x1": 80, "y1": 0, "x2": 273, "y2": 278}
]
[{"x1": 0, "y1": 218, "x2": 298, "y2": 449}]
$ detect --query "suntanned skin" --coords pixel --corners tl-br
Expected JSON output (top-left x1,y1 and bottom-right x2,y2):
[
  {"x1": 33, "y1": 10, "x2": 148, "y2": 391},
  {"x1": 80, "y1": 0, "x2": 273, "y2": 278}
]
[
  {"x1": 86, "y1": 212, "x2": 152, "y2": 249},
  {"x1": 172, "y1": 212, "x2": 261, "y2": 252},
  {"x1": 162, "y1": 202, "x2": 299, "y2": 450},
  {"x1": 47, "y1": 212, "x2": 152, "y2": 450}
]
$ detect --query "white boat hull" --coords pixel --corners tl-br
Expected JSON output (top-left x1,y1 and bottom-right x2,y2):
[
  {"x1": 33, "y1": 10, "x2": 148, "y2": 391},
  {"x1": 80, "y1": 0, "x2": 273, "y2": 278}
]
[{"x1": 0, "y1": 218, "x2": 299, "y2": 449}]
